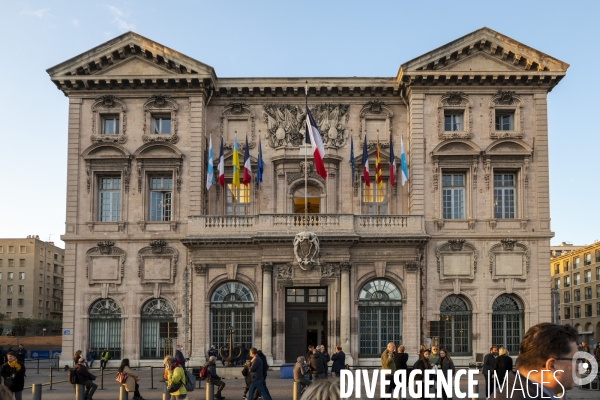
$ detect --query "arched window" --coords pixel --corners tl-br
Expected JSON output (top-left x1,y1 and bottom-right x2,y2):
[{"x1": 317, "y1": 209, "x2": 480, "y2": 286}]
[
  {"x1": 293, "y1": 186, "x2": 320, "y2": 213},
  {"x1": 140, "y1": 298, "x2": 175, "y2": 359},
  {"x1": 492, "y1": 294, "x2": 523, "y2": 353},
  {"x1": 89, "y1": 298, "x2": 122, "y2": 359},
  {"x1": 211, "y1": 282, "x2": 254, "y2": 349},
  {"x1": 358, "y1": 279, "x2": 402, "y2": 357},
  {"x1": 440, "y1": 295, "x2": 472, "y2": 356}
]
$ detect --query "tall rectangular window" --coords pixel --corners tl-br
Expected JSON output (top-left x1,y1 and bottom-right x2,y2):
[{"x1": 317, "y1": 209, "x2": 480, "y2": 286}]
[
  {"x1": 7, "y1": 285, "x2": 12, "y2": 293},
  {"x1": 18, "y1": 259, "x2": 25, "y2": 267},
  {"x1": 18, "y1": 286, "x2": 24, "y2": 294},
  {"x1": 494, "y1": 174, "x2": 516, "y2": 218},
  {"x1": 574, "y1": 257, "x2": 580, "y2": 269},
  {"x1": 585, "y1": 287, "x2": 592, "y2": 300},
  {"x1": 102, "y1": 116, "x2": 120, "y2": 135},
  {"x1": 584, "y1": 253, "x2": 592, "y2": 266},
  {"x1": 597, "y1": 303, "x2": 600, "y2": 316},
  {"x1": 564, "y1": 276, "x2": 570, "y2": 287},
  {"x1": 554, "y1": 263, "x2": 559, "y2": 275},
  {"x1": 442, "y1": 174, "x2": 465, "y2": 219},
  {"x1": 19, "y1": 273, "x2": 24, "y2": 280},
  {"x1": 564, "y1": 291, "x2": 570, "y2": 303},
  {"x1": 99, "y1": 177, "x2": 121, "y2": 222},
  {"x1": 574, "y1": 289, "x2": 580, "y2": 301},
  {"x1": 586, "y1": 304, "x2": 593, "y2": 317},
  {"x1": 8, "y1": 259, "x2": 14, "y2": 267},
  {"x1": 7, "y1": 273, "x2": 13, "y2": 280},
  {"x1": 149, "y1": 176, "x2": 172, "y2": 221},
  {"x1": 584, "y1": 270, "x2": 591, "y2": 283},
  {"x1": 564, "y1": 261, "x2": 569, "y2": 272},
  {"x1": 495, "y1": 112, "x2": 514, "y2": 130},
  {"x1": 574, "y1": 306, "x2": 581, "y2": 318},
  {"x1": 596, "y1": 250, "x2": 600, "y2": 263},
  {"x1": 362, "y1": 181, "x2": 388, "y2": 215},
  {"x1": 226, "y1": 184, "x2": 252, "y2": 215},
  {"x1": 152, "y1": 115, "x2": 171, "y2": 134},
  {"x1": 597, "y1": 267, "x2": 600, "y2": 281},
  {"x1": 18, "y1": 246, "x2": 26, "y2": 253},
  {"x1": 554, "y1": 278, "x2": 560, "y2": 289},
  {"x1": 444, "y1": 113, "x2": 463, "y2": 131},
  {"x1": 574, "y1": 273, "x2": 580, "y2": 286},
  {"x1": 6, "y1": 299, "x2": 12, "y2": 306}
]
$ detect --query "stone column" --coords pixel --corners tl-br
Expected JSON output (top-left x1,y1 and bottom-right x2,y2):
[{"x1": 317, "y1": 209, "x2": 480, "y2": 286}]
[
  {"x1": 340, "y1": 262, "x2": 354, "y2": 365},
  {"x1": 403, "y1": 262, "x2": 421, "y2": 354},
  {"x1": 261, "y1": 263, "x2": 274, "y2": 364}
]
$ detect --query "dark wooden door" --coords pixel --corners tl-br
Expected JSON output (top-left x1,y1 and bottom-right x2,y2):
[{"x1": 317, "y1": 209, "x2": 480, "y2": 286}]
[{"x1": 285, "y1": 310, "x2": 307, "y2": 363}]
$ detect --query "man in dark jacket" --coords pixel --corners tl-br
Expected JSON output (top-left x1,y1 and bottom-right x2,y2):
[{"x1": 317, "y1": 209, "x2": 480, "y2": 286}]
[
  {"x1": 175, "y1": 344, "x2": 186, "y2": 368},
  {"x1": 309, "y1": 348, "x2": 326, "y2": 379},
  {"x1": 247, "y1": 348, "x2": 272, "y2": 400},
  {"x1": 320, "y1": 345, "x2": 330, "y2": 375},
  {"x1": 75, "y1": 357, "x2": 97, "y2": 400},
  {"x1": 205, "y1": 355, "x2": 225, "y2": 399},
  {"x1": 16, "y1": 344, "x2": 26, "y2": 366},
  {"x1": 482, "y1": 345, "x2": 497, "y2": 398},
  {"x1": 494, "y1": 323, "x2": 579, "y2": 400},
  {"x1": 256, "y1": 349, "x2": 272, "y2": 399},
  {"x1": 331, "y1": 346, "x2": 345, "y2": 376}
]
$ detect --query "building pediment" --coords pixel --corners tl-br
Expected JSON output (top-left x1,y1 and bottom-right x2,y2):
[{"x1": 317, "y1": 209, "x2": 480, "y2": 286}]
[
  {"x1": 431, "y1": 139, "x2": 482, "y2": 157},
  {"x1": 47, "y1": 31, "x2": 216, "y2": 94},
  {"x1": 484, "y1": 138, "x2": 532, "y2": 156}
]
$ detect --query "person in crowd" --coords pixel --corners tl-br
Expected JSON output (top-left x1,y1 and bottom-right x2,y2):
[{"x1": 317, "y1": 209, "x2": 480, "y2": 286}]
[
  {"x1": 86, "y1": 348, "x2": 96, "y2": 369},
  {"x1": 394, "y1": 345, "x2": 409, "y2": 400},
  {"x1": 166, "y1": 356, "x2": 187, "y2": 400},
  {"x1": 578, "y1": 341, "x2": 590, "y2": 353},
  {"x1": 300, "y1": 377, "x2": 340, "y2": 400},
  {"x1": 175, "y1": 345, "x2": 186, "y2": 368},
  {"x1": 428, "y1": 345, "x2": 438, "y2": 367},
  {"x1": 204, "y1": 355, "x2": 225, "y2": 400},
  {"x1": 380, "y1": 342, "x2": 396, "y2": 396},
  {"x1": 162, "y1": 356, "x2": 170, "y2": 382},
  {"x1": 118, "y1": 358, "x2": 145, "y2": 400},
  {"x1": 494, "y1": 347, "x2": 513, "y2": 387},
  {"x1": 246, "y1": 348, "x2": 272, "y2": 400},
  {"x1": 413, "y1": 349, "x2": 432, "y2": 394},
  {"x1": 309, "y1": 347, "x2": 326, "y2": 380},
  {"x1": 438, "y1": 349, "x2": 455, "y2": 400},
  {"x1": 100, "y1": 348, "x2": 110, "y2": 370},
  {"x1": 73, "y1": 350, "x2": 83, "y2": 367},
  {"x1": 1, "y1": 351, "x2": 25, "y2": 400},
  {"x1": 320, "y1": 345, "x2": 330, "y2": 375},
  {"x1": 207, "y1": 345, "x2": 218, "y2": 361},
  {"x1": 419, "y1": 344, "x2": 426, "y2": 355},
  {"x1": 293, "y1": 356, "x2": 312, "y2": 393},
  {"x1": 256, "y1": 349, "x2": 271, "y2": 397},
  {"x1": 74, "y1": 357, "x2": 97, "y2": 400},
  {"x1": 594, "y1": 343, "x2": 600, "y2": 362},
  {"x1": 494, "y1": 323, "x2": 579, "y2": 400},
  {"x1": 15, "y1": 345, "x2": 26, "y2": 368},
  {"x1": 482, "y1": 345, "x2": 497, "y2": 399},
  {"x1": 306, "y1": 345, "x2": 315, "y2": 365},
  {"x1": 241, "y1": 359, "x2": 252, "y2": 400},
  {"x1": 236, "y1": 343, "x2": 248, "y2": 366},
  {"x1": 331, "y1": 346, "x2": 345, "y2": 377},
  {"x1": 5, "y1": 331, "x2": 12, "y2": 337}
]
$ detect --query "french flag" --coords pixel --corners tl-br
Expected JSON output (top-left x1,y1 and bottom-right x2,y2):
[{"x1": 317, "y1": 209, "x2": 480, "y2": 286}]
[
  {"x1": 217, "y1": 136, "x2": 225, "y2": 188},
  {"x1": 362, "y1": 135, "x2": 370, "y2": 187},
  {"x1": 242, "y1": 135, "x2": 252, "y2": 186},
  {"x1": 305, "y1": 104, "x2": 327, "y2": 179}
]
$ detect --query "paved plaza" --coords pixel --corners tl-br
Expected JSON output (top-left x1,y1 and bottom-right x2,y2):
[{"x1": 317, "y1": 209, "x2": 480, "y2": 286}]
[{"x1": 17, "y1": 360, "x2": 600, "y2": 400}]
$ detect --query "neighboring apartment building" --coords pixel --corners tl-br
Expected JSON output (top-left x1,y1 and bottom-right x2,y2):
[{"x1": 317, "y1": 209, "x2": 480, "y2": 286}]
[
  {"x1": 47, "y1": 27, "x2": 567, "y2": 366},
  {"x1": 551, "y1": 242, "x2": 584, "y2": 258},
  {"x1": 0, "y1": 237, "x2": 64, "y2": 324},
  {"x1": 551, "y1": 241, "x2": 600, "y2": 346}
]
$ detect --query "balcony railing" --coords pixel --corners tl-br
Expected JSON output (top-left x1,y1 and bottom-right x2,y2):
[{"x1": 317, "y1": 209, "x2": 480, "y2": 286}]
[{"x1": 188, "y1": 214, "x2": 425, "y2": 237}]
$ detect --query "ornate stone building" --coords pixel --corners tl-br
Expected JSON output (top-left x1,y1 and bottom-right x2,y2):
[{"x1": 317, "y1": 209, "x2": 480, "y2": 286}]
[{"x1": 47, "y1": 27, "x2": 568, "y2": 366}]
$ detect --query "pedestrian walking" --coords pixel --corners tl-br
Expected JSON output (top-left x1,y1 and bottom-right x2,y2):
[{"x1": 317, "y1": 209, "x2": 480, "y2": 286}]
[
  {"x1": 394, "y1": 345, "x2": 409, "y2": 400},
  {"x1": 166, "y1": 356, "x2": 187, "y2": 400},
  {"x1": 1, "y1": 351, "x2": 25, "y2": 400},
  {"x1": 381, "y1": 342, "x2": 396, "y2": 396},
  {"x1": 246, "y1": 348, "x2": 272, "y2": 400},
  {"x1": 438, "y1": 349, "x2": 455, "y2": 400},
  {"x1": 309, "y1": 347, "x2": 326, "y2": 380}
]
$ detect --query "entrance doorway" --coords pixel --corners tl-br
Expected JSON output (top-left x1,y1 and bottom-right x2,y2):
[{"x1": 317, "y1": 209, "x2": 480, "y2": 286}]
[{"x1": 284, "y1": 287, "x2": 328, "y2": 363}]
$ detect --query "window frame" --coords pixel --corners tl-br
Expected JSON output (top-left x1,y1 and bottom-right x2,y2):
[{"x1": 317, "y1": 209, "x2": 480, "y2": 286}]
[
  {"x1": 362, "y1": 179, "x2": 388, "y2": 215},
  {"x1": 444, "y1": 112, "x2": 464, "y2": 132},
  {"x1": 495, "y1": 111, "x2": 514, "y2": 131},
  {"x1": 226, "y1": 183, "x2": 253, "y2": 216},
  {"x1": 442, "y1": 173, "x2": 466, "y2": 220},
  {"x1": 489, "y1": 91, "x2": 523, "y2": 139},
  {"x1": 101, "y1": 115, "x2": 120, "y2": 136},
  {"x1": 584, "y1": 270, "x2": 591, "y2": 283},
  {"x1": 98, "y1": 176, "x2": 122, "y2": 222},
  {"x1": 437, "y1": 92, "x2": 473, "y2": 139},
  {"x1": 493, "y1": 172, "x2": 517, "y2": 219},
  {"x1": 148, "y1": 175, "x2": 173, "y2": 222}
]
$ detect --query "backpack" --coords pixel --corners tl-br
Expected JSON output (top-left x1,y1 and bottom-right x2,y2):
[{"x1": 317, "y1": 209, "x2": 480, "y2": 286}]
[
  {"x1": 184, "y1": 369, "x2": 196, "y2": 392},
  {"x1": 199, "y1": 365, "x2": 211, "y2": 380},
  {"x1": 68, "y1": 368, "x2": 78, "y2": 385}
]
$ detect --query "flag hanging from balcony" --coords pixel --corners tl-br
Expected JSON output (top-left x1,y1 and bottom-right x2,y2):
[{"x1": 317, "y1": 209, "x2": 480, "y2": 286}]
[
  {"x1": 256, "y1": 137, "x2": 264, "y2": 188},
  {"x1": 305, "y1": 97, "x2": 327, "y2": 179},
  {"x1": 218, "y1": 137, "x2": 225, "y2": 188},
  {"x1": 206, "y1": 135, "x2": 214, "y2": 190},
  {"x1": 232, "y1": 135, "x2": 240, "y2": 188},
  {"x1": 375, "y1": 139, "x2": 383, "y2": 188},
  {"x1": 349, "y1": 136, "x2": 355, "y2": 186},
  {"x1": 389, "y1": 134, "x2": 396, "y2": 187},
  {"x1": 400, "y1": 134, "x2": 409, "y2": 186},
  {"x1": 362, "y1": 135, "x2": 370, "y2": 187},
  {"x1": 242, "y1": 136, "x2": 252, "y2": 186}
]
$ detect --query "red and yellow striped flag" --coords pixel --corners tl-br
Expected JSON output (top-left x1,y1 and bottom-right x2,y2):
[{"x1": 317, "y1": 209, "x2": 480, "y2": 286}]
[{"x1": 375, "y1": 139, "x2": 383, "y2": 188}]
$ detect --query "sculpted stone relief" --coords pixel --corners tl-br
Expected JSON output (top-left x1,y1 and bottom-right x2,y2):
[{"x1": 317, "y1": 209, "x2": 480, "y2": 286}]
[
  {"x1": 263, "y1": 103, "x2": 350, "y2": 148},
  {"x1": 85, "y1": 241, "x2": 126, "y2": 284},
  {"x1": 91, "y1": 95, "x2": 127, "y2": 144},
  {"x1": 137, "y1": 240, "x2": 179, "y2": 283}
]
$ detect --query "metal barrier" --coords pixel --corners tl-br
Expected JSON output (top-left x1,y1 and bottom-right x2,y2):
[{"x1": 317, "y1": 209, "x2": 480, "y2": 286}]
[
  {"x1": 206, "y1": 380, "x2": 214, "y2": 400},
  {"x1": 31, "y1": 383, "x2": 42, "y2": 400},
  {"x1": 75, "y1": 384, "x2": 85, "y2": 400},
  {"x1": 292, "y1": 381, "x2": 302, "y2": 400},
  {"x1": 119, "y1": 385, "x2": 129, "y2": 400}
]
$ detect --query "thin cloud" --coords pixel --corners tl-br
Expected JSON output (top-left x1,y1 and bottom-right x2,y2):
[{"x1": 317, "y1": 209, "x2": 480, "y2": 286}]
[
  {"x1": 21, "y1": 8, "x2": 52, "y2": 18},
  {"x1": 70, "y1": 18, "x2": 80, "y2": 27},
  {"x1": 106, "y1": 5, "x2": 135, "y2": 31}
]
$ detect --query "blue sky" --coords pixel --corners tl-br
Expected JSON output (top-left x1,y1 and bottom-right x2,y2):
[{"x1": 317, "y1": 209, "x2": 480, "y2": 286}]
[{"x1": 1, "y1": 0, "x2": 598, "y2": 247}]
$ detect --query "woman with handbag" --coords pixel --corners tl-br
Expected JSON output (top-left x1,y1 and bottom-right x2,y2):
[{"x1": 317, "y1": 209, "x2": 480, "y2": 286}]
[
  {"x1": 1, "y1": 351, "x2": 25, "y2": 400},
  {"x1": 166, "y1": 356, "x2": 187, "y2": 400},
  {"x1": 117, "y1": 359, "x2": 145, "y2": 400}
]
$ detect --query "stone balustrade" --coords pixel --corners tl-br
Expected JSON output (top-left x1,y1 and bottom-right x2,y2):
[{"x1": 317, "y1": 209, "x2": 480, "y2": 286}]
[{"x1": 187, "y1": 214, "x2": 425, "y2": 237}]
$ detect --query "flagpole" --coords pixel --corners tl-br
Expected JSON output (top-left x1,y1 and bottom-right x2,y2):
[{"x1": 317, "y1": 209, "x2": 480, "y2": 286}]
[{"x1": 304, "y1": 81, "x2": 308, "y2": 230}]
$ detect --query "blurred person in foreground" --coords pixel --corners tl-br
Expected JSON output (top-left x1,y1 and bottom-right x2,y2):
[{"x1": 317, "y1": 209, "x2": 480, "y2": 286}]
[
  {"x1": 300, "y1": 377, "x2": 340, "y2": 400},
  {"x1": 1, "y1": 351, "x2": 25, "y2": 400},
  {"x1": 492, "y1": 323, "x2": 579, "y2": 400}
]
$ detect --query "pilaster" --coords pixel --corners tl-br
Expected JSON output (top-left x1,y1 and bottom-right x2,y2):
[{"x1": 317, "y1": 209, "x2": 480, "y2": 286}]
[
  {"x1": 189, "y1": 95, "x2": 206, "y2": 215},
  {"x1": 408, "y1": 93, "x2": 425, "y2": 215},
  {"x1": 261, "y1": 262, "x2": 274, "y2": 364}
]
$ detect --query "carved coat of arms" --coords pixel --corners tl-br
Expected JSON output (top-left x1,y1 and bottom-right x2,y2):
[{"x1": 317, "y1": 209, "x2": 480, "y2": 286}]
[{"x1": 293, "y1": 231, "x2": 320, "y2": 270}]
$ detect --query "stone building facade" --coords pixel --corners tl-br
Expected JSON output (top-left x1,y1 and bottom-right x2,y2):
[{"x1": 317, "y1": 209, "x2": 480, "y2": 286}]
[
  {"x1": 0, "y1": 237, "x2": 64, "y2": 323},
  {"x1": 47, "y1": 27, "x2": 568, "y2": 366},
  {"x1": 551, "y1": 242, "x2": 600, "y2": 346}
]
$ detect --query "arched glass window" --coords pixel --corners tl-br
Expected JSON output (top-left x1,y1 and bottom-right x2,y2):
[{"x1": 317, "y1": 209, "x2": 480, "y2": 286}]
[
  {"x1": 293, "y1": 186, "x2": 321, "y2": 214},
  {"x1": 211, "y1": 282, "x2": 254, "y2": 349},
  {"x1": 89, "y1": 298, "x2": 122, "y2": 359},
  {"x1": 440, "y1": 295, "x2": 472, "y2": 356},
  {"x1": 492, "y1": 294, "x2": 523, "y2": 353},
  {"x1": 140, "y1": 298, "x2": 175, "y2": 359},
  {"x1": 358, "y1": 279, "x2": 402, "y2": 357}
]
